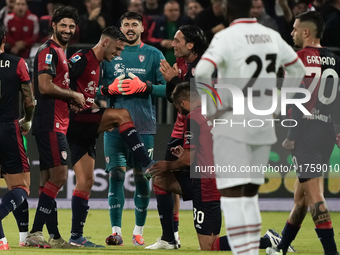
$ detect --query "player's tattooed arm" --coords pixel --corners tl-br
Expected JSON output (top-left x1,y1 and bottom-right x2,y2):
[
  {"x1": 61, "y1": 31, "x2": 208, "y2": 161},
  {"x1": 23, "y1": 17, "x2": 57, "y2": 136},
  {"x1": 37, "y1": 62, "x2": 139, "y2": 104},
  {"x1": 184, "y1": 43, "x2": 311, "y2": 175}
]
[{"x1": 21, "y1": 82, "x2": 35, "y2": 121}]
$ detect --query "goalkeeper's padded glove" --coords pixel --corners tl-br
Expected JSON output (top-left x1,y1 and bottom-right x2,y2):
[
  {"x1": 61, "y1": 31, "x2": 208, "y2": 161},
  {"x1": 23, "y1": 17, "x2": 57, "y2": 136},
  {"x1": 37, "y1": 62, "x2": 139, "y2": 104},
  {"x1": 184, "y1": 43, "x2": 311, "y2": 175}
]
[
  {"x1": 119, "y1": 72, "x2": 153, "y2": 95},
  {"x1": 19, "y1": 117, "x2": 32, "y2": 132},
  {"x1": 100, "y1": 73, "x2": 125, "y2": 95}
]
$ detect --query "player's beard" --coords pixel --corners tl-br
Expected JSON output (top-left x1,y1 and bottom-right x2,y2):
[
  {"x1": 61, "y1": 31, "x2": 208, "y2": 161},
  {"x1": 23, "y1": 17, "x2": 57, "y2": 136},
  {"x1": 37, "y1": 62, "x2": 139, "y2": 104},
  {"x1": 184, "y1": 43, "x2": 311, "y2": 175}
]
[
  {"x1": 126, "y1": 33, "x2": 140, "y2": 45},
  {"x1": 55, "y1": 28, "x2": 74, "y2": 46}
]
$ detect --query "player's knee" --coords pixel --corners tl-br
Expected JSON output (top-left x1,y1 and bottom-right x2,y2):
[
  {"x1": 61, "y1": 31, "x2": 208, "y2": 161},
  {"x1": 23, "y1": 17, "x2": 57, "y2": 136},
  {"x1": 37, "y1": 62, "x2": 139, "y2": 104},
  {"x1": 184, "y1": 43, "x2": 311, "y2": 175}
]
[
  {"x1": 199, "y1": 241, "x2": 214, "y2": 251},
  {"x1": 110, "y1": 167, "x2": 126, "y2": 184},
  {"x1": 134, "y1": 174, "x2": 150, "y2": 195},
  {"x1": 78, "y1": 176, "x2": 95, "y2": 190},
  {"x1": 118, "y1": 109, "x2": 132, "y2": 124}
]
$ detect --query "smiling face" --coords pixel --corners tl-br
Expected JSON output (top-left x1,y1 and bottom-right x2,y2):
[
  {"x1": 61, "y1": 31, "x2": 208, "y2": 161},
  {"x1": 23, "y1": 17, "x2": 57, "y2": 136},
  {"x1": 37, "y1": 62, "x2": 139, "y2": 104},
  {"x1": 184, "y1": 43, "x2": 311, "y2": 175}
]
[
  {"x1": 53, "y1": 18, "x2": 76, "y2": 46},
  {"x1": 120, "y1": 18, "x2": 144, "y2": 45},
  {"x1": 103, "y1": 38, "x2": 125, "y2": 61},
  {"x1": 171, "y1": 30, "x2": 193, "y2": 58}
]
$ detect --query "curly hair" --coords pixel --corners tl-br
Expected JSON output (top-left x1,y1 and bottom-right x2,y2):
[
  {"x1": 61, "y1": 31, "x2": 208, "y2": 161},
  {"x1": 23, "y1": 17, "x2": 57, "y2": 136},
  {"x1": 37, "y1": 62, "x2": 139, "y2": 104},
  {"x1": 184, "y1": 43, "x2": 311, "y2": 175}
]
[{"x1": 52, "y1": 6, "x2": 79, "y2": 25}]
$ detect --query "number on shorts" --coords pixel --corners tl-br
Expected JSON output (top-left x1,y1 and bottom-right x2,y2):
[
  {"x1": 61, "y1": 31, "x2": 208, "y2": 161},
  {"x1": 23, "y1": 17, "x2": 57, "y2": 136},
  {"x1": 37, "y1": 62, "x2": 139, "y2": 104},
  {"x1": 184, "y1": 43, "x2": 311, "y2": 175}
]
[{"x1": 193, "y1": 207, "x2": 205, "y2": 224}]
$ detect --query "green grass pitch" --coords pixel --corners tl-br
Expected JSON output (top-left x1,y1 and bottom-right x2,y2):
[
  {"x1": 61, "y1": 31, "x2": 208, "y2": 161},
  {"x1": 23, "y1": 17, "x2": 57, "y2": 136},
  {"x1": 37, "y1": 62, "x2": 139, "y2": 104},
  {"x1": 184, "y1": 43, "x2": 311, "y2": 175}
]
[{"x1": 2, "y1": 209, "x2": 340, "y2": 254}]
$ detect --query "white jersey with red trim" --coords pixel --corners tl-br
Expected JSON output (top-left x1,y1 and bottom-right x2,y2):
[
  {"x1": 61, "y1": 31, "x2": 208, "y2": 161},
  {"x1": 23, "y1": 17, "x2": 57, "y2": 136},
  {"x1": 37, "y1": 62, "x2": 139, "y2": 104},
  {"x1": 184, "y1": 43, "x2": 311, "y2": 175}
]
[{"x1": 201, "y1": 18, "x2": 299, "y2": 144}]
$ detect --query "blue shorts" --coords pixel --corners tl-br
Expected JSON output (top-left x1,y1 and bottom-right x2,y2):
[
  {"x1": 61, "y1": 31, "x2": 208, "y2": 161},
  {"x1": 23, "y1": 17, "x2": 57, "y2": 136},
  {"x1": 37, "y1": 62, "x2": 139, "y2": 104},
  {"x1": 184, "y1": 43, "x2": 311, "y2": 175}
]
[{"x1": 104, "y1": 130, "x2": 154, "y2": 172}]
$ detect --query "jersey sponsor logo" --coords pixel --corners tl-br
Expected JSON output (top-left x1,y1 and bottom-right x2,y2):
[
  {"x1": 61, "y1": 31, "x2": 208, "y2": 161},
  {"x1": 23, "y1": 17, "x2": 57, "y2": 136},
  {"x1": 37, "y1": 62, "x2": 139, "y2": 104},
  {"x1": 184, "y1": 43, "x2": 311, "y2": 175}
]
[
  {"x1": 85, "y1": 81, "x2": 96, "y2": 94},
  {"x1": 91, "y1": 108, "x2": 100, "y2": 113},
  {"x1": 45, "y1": 54, "x2": 52, "y2": 64},
  {"x1": 184, "y1": 131, "x2": 194, "y2": 139},
  {"x1": 86, "y1": 97, "x2": 95, "y2": 103},
  {"x1": 70, "y1": 55, "x2": 81, "y2": 63},
  {"x1": 61, "y1": 151, "x2": 67, "y2": 160},
  {"x1": 139, "y1": 55, "x2": 145, "y2": 62},
  {"x1": 91, "y1": 70, "x2": 96, "y2": 75},
  {"x1": 114, "y1": 63, "x2": 125, "y2": 76},
  {"x1": 62, "y1": 72, "x2": 70, "y2": 87}
]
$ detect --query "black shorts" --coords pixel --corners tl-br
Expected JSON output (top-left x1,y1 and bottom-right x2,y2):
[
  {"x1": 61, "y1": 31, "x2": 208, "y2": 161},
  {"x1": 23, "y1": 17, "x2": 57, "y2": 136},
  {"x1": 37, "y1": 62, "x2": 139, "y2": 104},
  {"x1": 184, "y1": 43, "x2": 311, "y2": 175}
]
[
  {"x1": 193, "y1": 200, "x2": 221, "y2": 236},
  {"x1": 0, "y1": 121, "x2": 29, "y2": 174},
  {"x1": 34, "y1": 132, "x2": 68, "y2": 170},
  {"x1": 292, "y1": 121, "x2": 335, "y2": 183},
  {"x1": 67, "y1": 108, "x2": 104, "y2": 166}
]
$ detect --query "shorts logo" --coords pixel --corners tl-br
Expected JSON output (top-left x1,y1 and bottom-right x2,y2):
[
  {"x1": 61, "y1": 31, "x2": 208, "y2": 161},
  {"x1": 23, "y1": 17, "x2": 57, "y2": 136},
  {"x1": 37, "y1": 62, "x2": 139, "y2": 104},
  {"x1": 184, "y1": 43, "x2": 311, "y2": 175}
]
[
  {"x1": 105, "y1": 157, "x2": 110, "y2": 163},
  {"x1": 195, "y1": 224, "x2": 202, "y2": 229},
  {"x1": 184, "y1": 131, "x2": 194, "y2": 139},
  {"x1": 61, "y1": 151, "x2": 67, "y2": 160},
  {"x1": 139, "y1": 55, "x2": 145, "y2": 62},
  {"x1": 91, "y1": 108, "x2": 100, "y2": 113},
  {"x1": 45, "y1": 54, "x2": 52, "y2": 64},
  {"x1": 70, "y1": 55, "x2": 81, "y2": 63}
]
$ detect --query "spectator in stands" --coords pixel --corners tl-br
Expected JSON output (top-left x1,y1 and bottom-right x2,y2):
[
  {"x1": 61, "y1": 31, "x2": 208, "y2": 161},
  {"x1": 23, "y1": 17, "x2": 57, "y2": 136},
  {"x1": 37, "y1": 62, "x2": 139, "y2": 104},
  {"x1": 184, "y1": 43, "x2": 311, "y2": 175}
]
[
  {"x1": 148, "y1": 0, "x2": 192, "y2": 65},
  {"x1": 127, "y1": 0, "x2": 152, "y2": 44},
  {"x1": 4, "y1": 0, "x2": 39, "y2": 58},
  {"x1": 321, "y1": 0, "x2": 340, "y2": 47},
  {"x1": 194, "y1": 0, "x2": 227, "y2": 43},
  {"x1": 144, "y1": 0, "x2": 163, "y2": 20},
  {"x1": 277, "y1": 0, "x2": 308, "y2": 46},
  {"x1": 250, "y1": 0, "x2": 279, "y2": 31},
  {"x1": 0, "y1": 0, "x2": 15, "y2": 24},
  {"x1": 79, "y1": 0, "x2": 108, "y2": 44},
  {"x1": 310, "y1": 0, "x2": 326, "y2": 12},
  {"x1": 186, "y1": 0, "x2": 203, "y2": 20}
]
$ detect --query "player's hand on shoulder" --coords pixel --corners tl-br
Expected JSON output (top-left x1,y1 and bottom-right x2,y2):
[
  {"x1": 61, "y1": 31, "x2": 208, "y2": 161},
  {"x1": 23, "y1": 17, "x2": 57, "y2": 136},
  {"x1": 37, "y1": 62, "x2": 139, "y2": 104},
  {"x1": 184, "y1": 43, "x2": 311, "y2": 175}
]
[
  {"x1": 19, "y1": 117, "x2": 32, "y2": 135},
  {"x1": 119, "y1": 72, "x2": 152, "y2": 95},
  {"x1": 159, "y1": 59, "x2": 178, "y2": 82},
  {"x1": 282, "y1": 138, "x2": 295, "y2": 150}
]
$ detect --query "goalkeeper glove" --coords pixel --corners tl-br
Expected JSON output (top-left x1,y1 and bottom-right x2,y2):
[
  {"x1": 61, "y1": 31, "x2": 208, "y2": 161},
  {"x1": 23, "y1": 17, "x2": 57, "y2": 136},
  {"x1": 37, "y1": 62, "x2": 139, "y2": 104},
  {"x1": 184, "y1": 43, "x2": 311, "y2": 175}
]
[
  {"x1": 119, "y1": 72, "x2": 153, "y2": 95},
  {"x1": 101, "y1": 73, "x2": 125, "y2": 95}
]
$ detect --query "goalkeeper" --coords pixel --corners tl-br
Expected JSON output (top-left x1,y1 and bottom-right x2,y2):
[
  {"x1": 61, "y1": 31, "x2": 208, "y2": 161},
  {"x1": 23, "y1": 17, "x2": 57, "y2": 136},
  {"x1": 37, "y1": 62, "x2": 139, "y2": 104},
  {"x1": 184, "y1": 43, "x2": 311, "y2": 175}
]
[{"x1": 100, "y1": 12, "x2": 166, "y2": 246}]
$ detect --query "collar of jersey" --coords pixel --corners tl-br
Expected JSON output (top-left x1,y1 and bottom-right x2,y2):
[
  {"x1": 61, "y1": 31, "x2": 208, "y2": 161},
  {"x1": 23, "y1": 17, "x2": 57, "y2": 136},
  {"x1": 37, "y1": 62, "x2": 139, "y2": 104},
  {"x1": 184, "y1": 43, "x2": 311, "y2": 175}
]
[
  {"x1": 230, "y1": 18, "x2": 257, "y2": 27},
  {"x1": 124, "y1": 42, "x2": 144, "y2": 52}
]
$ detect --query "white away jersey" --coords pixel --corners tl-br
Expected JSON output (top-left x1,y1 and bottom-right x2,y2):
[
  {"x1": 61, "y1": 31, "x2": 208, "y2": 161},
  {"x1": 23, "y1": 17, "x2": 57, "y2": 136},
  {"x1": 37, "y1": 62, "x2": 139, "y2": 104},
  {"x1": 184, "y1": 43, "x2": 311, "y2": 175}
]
[{"x1": 201, "y1": 18, "x2": 299, "y2": 145}]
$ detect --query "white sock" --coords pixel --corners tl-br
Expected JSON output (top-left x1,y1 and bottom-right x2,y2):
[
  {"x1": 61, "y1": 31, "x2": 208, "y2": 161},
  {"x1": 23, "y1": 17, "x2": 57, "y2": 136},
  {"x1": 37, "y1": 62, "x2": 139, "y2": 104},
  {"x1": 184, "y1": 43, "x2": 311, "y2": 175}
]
[
  {"x1": 0, "y1": 237, "x2": 8, "y2": 244},
  {"x1": 174, "y1": 231, "x2": 179, "y2": 241},
  {"x1": 19, "y1": 232, "x2": 28, "y2": 242},
  {"x1": 133, "y1": 225, "x2": 143, "y2": 236},
  {"x1": 221, "y1": 196, "x2": 260, "y2": 255},
  {"x1": 112, "y1": 226, "x2": 122, "y2": 236},
  {"x1": 244, "y1": 195, "x2": 261, "y2": 255}
]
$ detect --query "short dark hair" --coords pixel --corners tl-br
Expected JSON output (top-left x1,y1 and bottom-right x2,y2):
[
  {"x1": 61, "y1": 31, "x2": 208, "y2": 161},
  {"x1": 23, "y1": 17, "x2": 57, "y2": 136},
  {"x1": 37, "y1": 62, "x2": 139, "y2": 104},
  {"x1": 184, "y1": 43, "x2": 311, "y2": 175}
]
[
  {"x1": 52, "y1": 6, "x2": 79, "y2": 25},
  {"x1": 178, "y1": 25, "x2": 208, "y2": 57},
  {"x1": 120, "y1": 11, "x2": 143, "y2": 24},
  {"x1": 0, "y1": 25, "x2": 5, "y2": 44},
  {"x1": 171, "y1": 81, "x2": 199, "y2": 105},
  {"x1": 296, "y1": 11, "x2": 325, "y2": 39},
  {"x1": 227, "y1": 0, "x2": 252, "y2": 19},
  {"x1": 102, "y1": 26, "x2": 127, "y2": 42}
]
